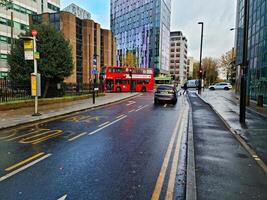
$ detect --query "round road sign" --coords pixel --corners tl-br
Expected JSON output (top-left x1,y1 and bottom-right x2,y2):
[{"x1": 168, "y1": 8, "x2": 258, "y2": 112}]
[{"x1": 32, "y1": 29, "x2": 38, "y2": 37}]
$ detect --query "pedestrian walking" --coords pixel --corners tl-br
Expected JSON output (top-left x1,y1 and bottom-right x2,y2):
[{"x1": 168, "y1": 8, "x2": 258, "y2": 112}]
[{"x1": 183, "y1": 82, "x2": 188, "y2": 95}]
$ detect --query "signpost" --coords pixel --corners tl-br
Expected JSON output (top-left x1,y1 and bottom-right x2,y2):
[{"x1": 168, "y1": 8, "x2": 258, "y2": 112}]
[
  {"x1": 22, "y1": 29, "x2": 41, "y2": 116},
  {"x1": 92, "y1": 55, "x2": 98, "y2": 104}
]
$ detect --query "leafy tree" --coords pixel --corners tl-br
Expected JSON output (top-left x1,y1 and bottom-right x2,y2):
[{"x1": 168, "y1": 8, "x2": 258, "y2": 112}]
[
  {"x1": 192, "y1": 62, "x2": 200, "y2": 79},
  {"x1": 8, "y1": 23, "x2": 73, "y2": 97},
  {"x1": 219, "y1": 51, "x2": 236, "y2": 84},
  {"x1": 202, "y1": 57, "x2": 219, "y2": 86},
  {"x1": 122, "y1": 51, "x2": 138, "y2": 66}
]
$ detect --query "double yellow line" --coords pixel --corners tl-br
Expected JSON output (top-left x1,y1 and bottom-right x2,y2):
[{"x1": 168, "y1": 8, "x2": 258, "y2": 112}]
[{"x1": 151, "y1": 99, "x2": 188, "y2": 200}]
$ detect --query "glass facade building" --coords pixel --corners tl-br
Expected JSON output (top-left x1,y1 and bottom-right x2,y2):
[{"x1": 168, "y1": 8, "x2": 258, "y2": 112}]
[
  {"x1": 236, "y1": 0, "x2": 267, "y2": 103},
  {"x1": 111, "y1": 0, "x2": 171, "y2": 75}
]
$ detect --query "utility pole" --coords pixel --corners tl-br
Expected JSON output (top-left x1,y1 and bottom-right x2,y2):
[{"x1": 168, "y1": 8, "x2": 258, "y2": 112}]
[
  {"x1": 198, "y1": 22, "x2": 204, "y2": 95},
  {"x1": 240, "y1": 0, "x2": 249, "y2": 123}
]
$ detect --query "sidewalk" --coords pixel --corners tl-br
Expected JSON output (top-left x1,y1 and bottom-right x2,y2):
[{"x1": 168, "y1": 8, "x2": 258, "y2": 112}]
[
  {"x1": 200, "y1": 90, "x2": 267, "y2": 165},
  {"x1": 188, "y1": 92, "x2": 267, "y2": 200},
  {"x1": 0, "y1": 93, "x2": 139, "y2": 130}
]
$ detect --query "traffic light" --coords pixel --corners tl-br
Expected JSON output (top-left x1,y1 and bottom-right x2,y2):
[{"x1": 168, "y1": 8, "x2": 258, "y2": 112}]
[{"x1": 199, "y1": 69, "x2": 203, "y2": 78}]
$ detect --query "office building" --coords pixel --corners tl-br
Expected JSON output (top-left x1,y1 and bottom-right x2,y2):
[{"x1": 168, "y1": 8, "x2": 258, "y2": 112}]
[
  {"x1": 30, "y1": 5, "x2": 116, "y2": 85},
  {"x1": 110, "y1": 0, "x2": 171, "y2": 75},
  {"x1": 0, "y1": 0, "x2": 60, "y2": 78},
  {"x1": 235, "y1": 0, "x2": 267, "y2": 103},
  {"x1": 169, "y1": 31, "x2": 188, "y2": 84}
]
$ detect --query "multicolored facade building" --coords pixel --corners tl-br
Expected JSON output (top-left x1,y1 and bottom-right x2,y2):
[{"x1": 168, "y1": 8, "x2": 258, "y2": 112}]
[
  {"x1": 235, "y1": 0, "x2": 267, "y2": 103},
  {"x1": 110, "y1": 0, "x2": 172, "y2": 76}
]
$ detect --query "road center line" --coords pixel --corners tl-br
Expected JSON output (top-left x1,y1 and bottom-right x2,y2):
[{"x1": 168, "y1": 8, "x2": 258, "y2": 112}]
[
  {"x1": 116, "y1": 114, "x2": 127, "y2": 119},
  {"x1": 58, "y1": 194, "x2": 67, "y2": 200},
  {"x1": 88, "y1": 116, "x2": 127, "y2": 136},
  {"x1": 128, "y1": 109, "x2": 135, "y2": 113},
  {"x1": 68, "y1": 132, "x2": 87, "y2": 142},
  {"x1": 135, "y1": 105, "x2": 149, "y2": 112},
  {"x1": 0, "y1": 154, "x2": 52, "y2": 182},
  {"x1": 98, "y1": 121, "x2": 110, "y2": 127},
  {"x1": 165, "y1": 106, "x2": 188, "y2": 200},
  {"x1": 126, "y1": 101, "x2": 136, "y2": 106},
  {"x1": 5, "y1": 152, "x2": 45, "y2": 172},
  {"x1": 151, "y1": 104, "x2": 185, "y2": 200}
]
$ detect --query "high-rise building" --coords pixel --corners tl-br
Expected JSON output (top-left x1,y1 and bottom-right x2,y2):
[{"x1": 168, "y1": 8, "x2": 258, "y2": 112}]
[
  {"x1": 30, "y1": 5, "x2": 117, "y2": 85},
  {"x1": 110, "y1": 0, "x2": 171, "y2": 76},
  {"x1": 169, "y1": 31, "x2": 188, "y2": 84},
  {"x1": 0, "y1": 0, "x2": 60, "y2": 78},
  {"x1": 235, "y1": 0, "x2": 267, "y2": 103}
]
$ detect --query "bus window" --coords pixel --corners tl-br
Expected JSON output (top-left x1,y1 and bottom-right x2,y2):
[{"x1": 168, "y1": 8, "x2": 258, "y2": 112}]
[
  {"x1": 116, "y1": 79, "x2": 122, "y2": 84},
  {"x1": 108, "y1": 68, "x2": 114, "y2": 73}
]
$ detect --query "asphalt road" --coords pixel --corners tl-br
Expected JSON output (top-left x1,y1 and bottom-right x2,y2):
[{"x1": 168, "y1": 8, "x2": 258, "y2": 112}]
[{"x1": 0, "y1": 92, "x2": 188, "y2": 200}]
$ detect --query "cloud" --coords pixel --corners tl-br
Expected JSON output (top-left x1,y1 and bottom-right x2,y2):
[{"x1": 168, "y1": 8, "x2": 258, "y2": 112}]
[{"x1": 171, "y1": 0, "x2": 237, "y2": 59}]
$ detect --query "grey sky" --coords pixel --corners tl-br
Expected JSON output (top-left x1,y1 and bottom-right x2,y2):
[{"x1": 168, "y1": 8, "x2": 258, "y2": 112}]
[{"x1": 171, "y1": 0, "x2": 237, "y2": 59}]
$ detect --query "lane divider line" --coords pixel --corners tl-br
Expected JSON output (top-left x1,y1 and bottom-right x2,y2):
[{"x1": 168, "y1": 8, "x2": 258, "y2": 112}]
[
  {"x1": 68, "y1": 132, "x2": 87, "y2": 142},
  {"x1": 58, "y1": 194, "x2": 67, "y2": 200},
  {"x1": 116, "y1": 114, "x2": 127, "y2": 119},
  {"x1": 5, "y1": 152, "x2": 45, "y2": 172},
  {"x1": 88, "y1": 116, "x2": 127, "y2": 136},
  {"x1": 0, "y1": 153, "x2": 52, "y2": 182},
  {"x1": 128, "y1": 109, "x2": 135, "y2": 113},
  {"x1": 165, "y1": 106, "x2": 188, "y2": 200},
  {"x1": 135, "y1": 105, "x2": 149, "y2": 112},
  {"x1": 151, "y1": 104, "x2": 185, "y2": 200},
  {"x1": 98, "y1": 121, "x2": 110, "y2": 127},
  {"x1": 126, "y1": 101, "x2": 136, "y2": 106}
]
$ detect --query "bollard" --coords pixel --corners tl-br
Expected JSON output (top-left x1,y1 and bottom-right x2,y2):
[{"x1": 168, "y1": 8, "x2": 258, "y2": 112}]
[{"x1": 257, "y1": 95, "x2": 264, "y2": 107}]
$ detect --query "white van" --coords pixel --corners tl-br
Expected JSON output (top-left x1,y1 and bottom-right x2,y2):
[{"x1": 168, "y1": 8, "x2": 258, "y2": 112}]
[{"x1": 187, "y1": 80, "x2": 199, "y2": 88}]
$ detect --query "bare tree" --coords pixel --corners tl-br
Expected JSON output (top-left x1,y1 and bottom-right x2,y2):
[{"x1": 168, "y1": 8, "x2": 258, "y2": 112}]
[{"x1": 219, "y1": 51, "x2": 236, "y2": 84}]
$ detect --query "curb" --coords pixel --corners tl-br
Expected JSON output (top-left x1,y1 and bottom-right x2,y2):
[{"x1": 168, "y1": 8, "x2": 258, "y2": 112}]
[
  {"x1": 196, "y1": 93, "x2": 267, "y2": 174},
  {"x1": 186, "y1": 96, "x2": 197, "y2": 200},
  {"x1": 0, "y1": 93, "x2": 141, "y2": 132}
]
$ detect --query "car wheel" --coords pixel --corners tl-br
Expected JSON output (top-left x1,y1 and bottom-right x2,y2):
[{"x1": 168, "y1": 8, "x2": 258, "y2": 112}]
[
  {"x1": 172, "y1": 100, "x2": 177, "y2": 105},
  {"x1": 116, "y1": 87, "x2": 121, "y2": 92},
  {"x1": 209, "y1": 87, "x2": 215, "y2": 90},
  {"x1": 224, "y1": 87, "x2": 229, "y2": 90},
  {"x1": 154, "y1": 98, "x2": 159, "y2": 105}
]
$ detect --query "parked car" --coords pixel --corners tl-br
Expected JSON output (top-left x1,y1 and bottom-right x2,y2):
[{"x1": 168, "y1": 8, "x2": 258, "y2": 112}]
[
  {"x1": 154, "y1": 85, "x2": 177, "y2": 105},
  {"x1": 209, "y1": 82, "x2": 232, "y2": 90}
]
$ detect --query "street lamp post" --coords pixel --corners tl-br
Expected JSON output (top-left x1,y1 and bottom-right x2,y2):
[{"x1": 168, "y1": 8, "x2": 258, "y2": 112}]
[
  {"x1": 239, "y1": 0, "x2": 249, "y2": 123},
  {"x1": 198, "y1": 22, "x2": 204, "y2": 95}
]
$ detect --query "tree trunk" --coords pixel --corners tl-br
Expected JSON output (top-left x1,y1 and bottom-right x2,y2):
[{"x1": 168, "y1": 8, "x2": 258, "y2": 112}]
[{"x1": 43, "y1": 79, "x2": 50, "y2": 98}]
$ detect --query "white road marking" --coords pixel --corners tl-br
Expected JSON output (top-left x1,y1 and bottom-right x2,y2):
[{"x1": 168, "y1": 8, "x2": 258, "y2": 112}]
[
  {"x1": 68, "y1": 132, "x2": 87, "y2": 142},
  {"x1": 58, "y1": 194, "x2": 67, "y2": 200},
  {"x1": 135, "y1": 105, "x2": 149, "y2": 112},
  {"x1": 116, "y1": 114, "x2": 127, "y2": 119},
  {"x1": 126, "y1": 101, "x2": 136, "y2": 106},
  {"x1": 98, "y1": 121, "x2": 110, "y2": 127},
  {"x1": 0, "y1": 154, "x2": 52, "y2": 182},
  {"x1": 88, "y1": 116, "x2": 127, "y2": 136},
  {"x1": 164, "y1": 104, "x2": 167, "y2": 108},
  {"x1": 128, "y1": 109, "x2": 135, "y2": 113}
]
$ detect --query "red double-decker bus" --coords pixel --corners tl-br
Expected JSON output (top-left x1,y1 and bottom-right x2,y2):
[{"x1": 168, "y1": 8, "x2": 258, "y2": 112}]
[{"x1": 100, "y1": 66, "x2": 154, "y2": 92}]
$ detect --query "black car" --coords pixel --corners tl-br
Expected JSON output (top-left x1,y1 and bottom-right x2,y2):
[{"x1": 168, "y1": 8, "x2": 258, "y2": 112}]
[{"x1": 154, "y1": 85, "x2": 177, "y2": 105}]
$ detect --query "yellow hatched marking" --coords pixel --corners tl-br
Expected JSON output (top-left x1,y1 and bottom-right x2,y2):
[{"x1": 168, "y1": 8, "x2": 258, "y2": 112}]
[
  {"x1": 5, "y1": 152, "x2": 45, "y2": 171},
  {"x1": 7, "y1": 129, "x2": 50, "y2": 141},
  {"x1": 19, "y1": 130, "x2": 63, "y2": 144}
]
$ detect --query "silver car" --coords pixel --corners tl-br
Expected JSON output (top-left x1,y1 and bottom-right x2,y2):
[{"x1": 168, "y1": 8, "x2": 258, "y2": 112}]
[
  {"x1": 209, "y1": 82, "x2": 232, "y2": 90},
  {"x1": 154, "y1": 85, "x2": 177, "y2": 105}
]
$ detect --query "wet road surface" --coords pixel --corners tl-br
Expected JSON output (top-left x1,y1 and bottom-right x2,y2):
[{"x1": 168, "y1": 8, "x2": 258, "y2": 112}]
[
  {"x1": 0, "y1": 92, "x2": 188, "y2": 200},
  {"x1": 189, "y1": 92, "x2": 267, "y2": 200}
]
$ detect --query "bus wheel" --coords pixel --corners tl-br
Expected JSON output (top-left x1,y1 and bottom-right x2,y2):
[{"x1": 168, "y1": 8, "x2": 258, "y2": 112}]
[
  {"x1": 141, "y1": 87, "x2": 147, "y2": 92},
  {"x1": 116, "y1": 87, "x2": 121, "y2": 93}
]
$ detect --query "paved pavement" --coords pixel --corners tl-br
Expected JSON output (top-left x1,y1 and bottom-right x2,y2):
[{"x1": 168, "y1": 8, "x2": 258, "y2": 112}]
[
  {"x1": 189, "y1": 92, "x2": 267, "y2": 200},
  {"x1": 200, "y1": 90, "x2": 267, "y2": 165},
  {"x1": 0, "y1": 92, "x2": 188, "y2": 200},
  {"x1": 0, "y1": 93, "x2": 139, "y2": 130}
]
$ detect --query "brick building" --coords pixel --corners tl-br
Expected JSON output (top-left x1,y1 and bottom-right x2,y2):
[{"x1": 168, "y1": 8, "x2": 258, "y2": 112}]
[{"x1": 30, "y1": 6, "x2": 116, "y2": 85}]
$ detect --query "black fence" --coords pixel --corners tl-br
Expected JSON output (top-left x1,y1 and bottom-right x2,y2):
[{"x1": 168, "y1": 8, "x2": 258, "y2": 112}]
[
  {"x1": 0, "y1": 79, "x2": 31, "y2": 103},
  {"x1": 0, "y1": 79, "x2": 105, "y2": 103}
]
